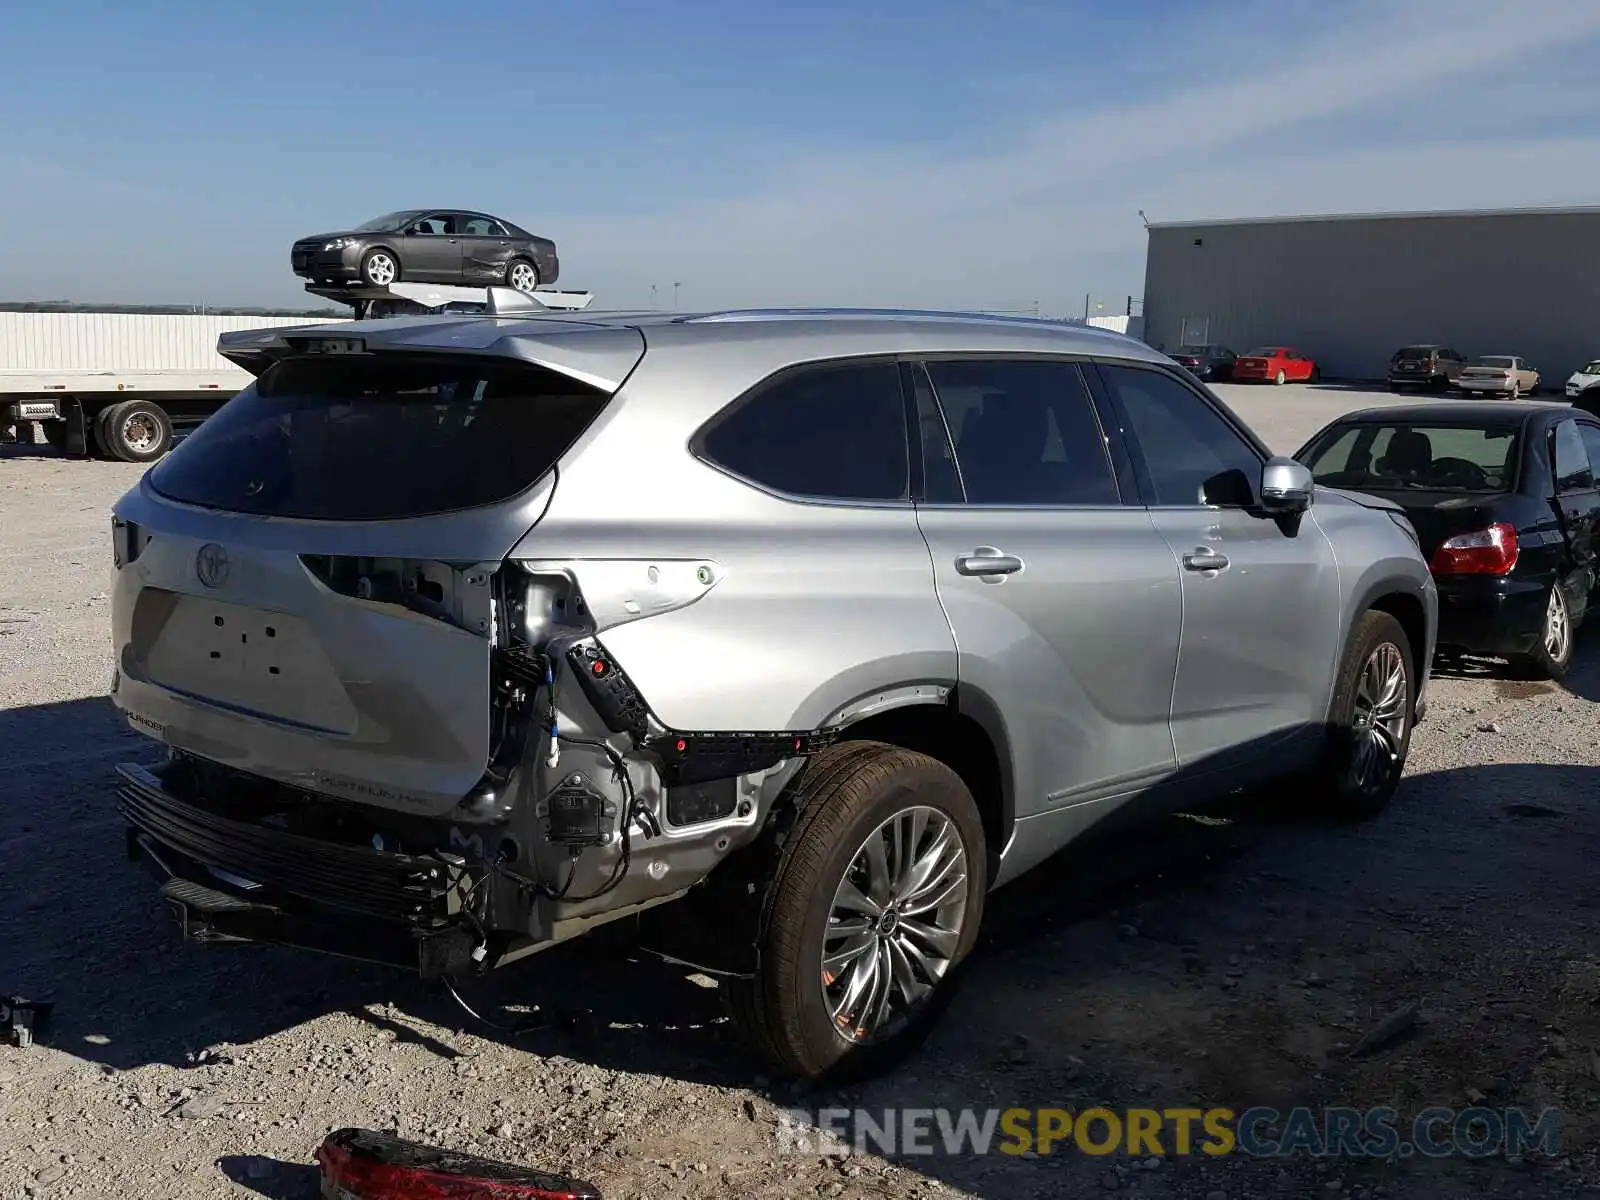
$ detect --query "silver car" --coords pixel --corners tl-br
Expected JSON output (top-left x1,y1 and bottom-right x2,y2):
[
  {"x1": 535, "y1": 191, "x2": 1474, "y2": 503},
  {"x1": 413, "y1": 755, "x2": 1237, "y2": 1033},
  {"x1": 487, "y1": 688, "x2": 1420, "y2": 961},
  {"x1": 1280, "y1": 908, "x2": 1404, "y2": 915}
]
[{"x1": 108, "y1": 307, "x2": 1436, "y2": 1081}]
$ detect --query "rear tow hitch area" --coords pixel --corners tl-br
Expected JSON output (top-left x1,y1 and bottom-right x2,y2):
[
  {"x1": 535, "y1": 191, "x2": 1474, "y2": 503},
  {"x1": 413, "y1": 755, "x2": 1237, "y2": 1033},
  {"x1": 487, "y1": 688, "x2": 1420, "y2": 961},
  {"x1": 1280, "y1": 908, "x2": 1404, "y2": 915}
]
[{"x1": 316, "y1": 1126, "x2": 603, "y2": 1199}]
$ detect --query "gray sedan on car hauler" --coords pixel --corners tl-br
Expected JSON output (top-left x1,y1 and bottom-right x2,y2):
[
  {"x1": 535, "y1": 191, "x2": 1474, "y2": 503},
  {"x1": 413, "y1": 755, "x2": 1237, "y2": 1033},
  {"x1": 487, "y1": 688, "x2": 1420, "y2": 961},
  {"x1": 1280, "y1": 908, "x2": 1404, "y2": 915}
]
[{"x1": 106, "y1": 307, "x2": 1436, "y2": 1082}]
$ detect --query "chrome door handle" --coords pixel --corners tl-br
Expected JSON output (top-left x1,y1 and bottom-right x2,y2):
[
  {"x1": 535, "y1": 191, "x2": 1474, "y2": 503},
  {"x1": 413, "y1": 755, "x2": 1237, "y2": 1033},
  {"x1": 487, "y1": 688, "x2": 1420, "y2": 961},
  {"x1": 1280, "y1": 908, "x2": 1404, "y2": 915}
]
[
  {"x1": 955, "y1": 549, "x2": 1024, "y2": 577},
  {"x1": 1182, "y1": 548, "x2": 1230, "y2": 572}
]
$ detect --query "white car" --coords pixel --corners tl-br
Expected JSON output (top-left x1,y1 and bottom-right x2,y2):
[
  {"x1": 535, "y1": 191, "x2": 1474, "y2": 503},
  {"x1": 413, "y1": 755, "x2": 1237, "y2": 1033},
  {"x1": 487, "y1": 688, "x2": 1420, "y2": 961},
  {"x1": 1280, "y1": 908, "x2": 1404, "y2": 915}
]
[{"x1": 1566, "y1": 359, "x2": 1600, "y2": 399}]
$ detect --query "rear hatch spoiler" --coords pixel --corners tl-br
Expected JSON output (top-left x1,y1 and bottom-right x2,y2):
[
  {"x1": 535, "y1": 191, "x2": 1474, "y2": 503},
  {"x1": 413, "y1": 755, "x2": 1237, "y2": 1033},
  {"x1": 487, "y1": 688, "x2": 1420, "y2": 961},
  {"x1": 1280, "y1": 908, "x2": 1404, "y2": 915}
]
[{"x1": 217, "y1": 313, "x2": 645, "y2": 394}]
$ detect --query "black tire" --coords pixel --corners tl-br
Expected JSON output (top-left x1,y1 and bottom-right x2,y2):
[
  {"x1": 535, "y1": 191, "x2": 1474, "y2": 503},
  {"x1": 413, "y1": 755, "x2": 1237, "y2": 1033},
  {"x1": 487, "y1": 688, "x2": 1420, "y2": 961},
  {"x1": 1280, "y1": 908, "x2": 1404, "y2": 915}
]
[
  {"x1": 360, "y1": 248, "x2": 400, "y2": 289},
  {"x1": 98, "y1": 399, "x2": 173, "y2": 463},
  {"x1": 1508, "y1": 580, "x2": 1575, "y2": 680},
  {"x1": 505, "y1": 258, "x2": 541, "y2": 294},
  {"x1": 1312, "y1": 610, "x2": 1416, "y2": 819},
  {"x1": 721, "y1": 741, "x2": 988, "y2": 1083}
]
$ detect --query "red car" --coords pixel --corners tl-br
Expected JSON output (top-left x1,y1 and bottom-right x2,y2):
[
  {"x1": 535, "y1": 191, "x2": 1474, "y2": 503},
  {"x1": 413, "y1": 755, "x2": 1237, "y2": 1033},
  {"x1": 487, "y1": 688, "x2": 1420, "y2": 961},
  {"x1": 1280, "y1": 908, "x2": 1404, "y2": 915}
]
[{"x1": 1233, "y1": 346, "x2": 1320, "y2": 385}]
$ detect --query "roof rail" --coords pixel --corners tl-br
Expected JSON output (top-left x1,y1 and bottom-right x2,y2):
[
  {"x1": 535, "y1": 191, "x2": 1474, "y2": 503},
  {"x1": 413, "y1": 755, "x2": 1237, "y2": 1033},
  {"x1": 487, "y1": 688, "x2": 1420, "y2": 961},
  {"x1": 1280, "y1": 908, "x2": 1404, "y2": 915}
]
[{"x1": 678, "y1": 306, "x2": 1070, "y2": 328}]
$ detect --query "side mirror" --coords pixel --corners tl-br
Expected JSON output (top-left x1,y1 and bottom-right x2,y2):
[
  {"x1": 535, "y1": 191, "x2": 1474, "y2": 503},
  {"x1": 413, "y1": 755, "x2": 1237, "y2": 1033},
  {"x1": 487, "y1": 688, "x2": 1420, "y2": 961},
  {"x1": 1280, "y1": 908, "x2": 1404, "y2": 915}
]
[{"x1": 1260, "y1": 456, "x2": 1314, "y2": 513}]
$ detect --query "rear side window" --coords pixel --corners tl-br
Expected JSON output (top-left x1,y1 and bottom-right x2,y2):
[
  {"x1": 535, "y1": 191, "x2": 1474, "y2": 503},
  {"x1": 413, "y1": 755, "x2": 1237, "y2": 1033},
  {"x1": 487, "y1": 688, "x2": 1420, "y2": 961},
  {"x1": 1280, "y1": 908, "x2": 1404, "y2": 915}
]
[
  {"x1": 697, "y1": 360, "x2": 909, "y2": 501},
  {"x1": 1552, "y1": 419, "x2": 1593, "y2": 492},
  {"x1": 147, "y1": 353, "x2": 612, "y2": 519}
]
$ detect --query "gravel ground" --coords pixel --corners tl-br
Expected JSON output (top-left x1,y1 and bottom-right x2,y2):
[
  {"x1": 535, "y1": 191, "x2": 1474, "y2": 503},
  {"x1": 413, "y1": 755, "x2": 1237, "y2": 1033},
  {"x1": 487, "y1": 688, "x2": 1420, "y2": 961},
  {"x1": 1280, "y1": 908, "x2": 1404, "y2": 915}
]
[{"x1": 2, "y1": 384, "x2": 1598, "y2": 1200}]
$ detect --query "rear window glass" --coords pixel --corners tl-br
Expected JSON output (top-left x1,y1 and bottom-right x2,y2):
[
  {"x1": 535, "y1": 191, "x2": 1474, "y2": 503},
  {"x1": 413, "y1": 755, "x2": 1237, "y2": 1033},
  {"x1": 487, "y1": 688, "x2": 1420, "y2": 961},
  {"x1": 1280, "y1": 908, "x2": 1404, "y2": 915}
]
[
  {"x1": 1472, "y1": 356, "x2": 1514, "y2": 368},
  {"x1": 1393, "y1": 347, "x2": 1436, "y2": 359},
  {"x1": 147, "y1": 353, "x2": 611, "y2": 519},
  {"x1": 1244, "y1": 347, "x2": 1278, "y2": 357},
  {"x1": 1298, "y1": 422, "x2": 1519, "y2": 493}
]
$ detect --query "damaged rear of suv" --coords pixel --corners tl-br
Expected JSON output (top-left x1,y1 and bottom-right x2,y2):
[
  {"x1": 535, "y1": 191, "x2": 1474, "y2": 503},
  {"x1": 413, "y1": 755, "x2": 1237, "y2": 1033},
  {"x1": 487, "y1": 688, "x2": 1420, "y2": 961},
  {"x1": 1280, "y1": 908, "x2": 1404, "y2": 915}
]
[{"x1": 111, "y1": 307, "x2": 1435, "y2": 1082}]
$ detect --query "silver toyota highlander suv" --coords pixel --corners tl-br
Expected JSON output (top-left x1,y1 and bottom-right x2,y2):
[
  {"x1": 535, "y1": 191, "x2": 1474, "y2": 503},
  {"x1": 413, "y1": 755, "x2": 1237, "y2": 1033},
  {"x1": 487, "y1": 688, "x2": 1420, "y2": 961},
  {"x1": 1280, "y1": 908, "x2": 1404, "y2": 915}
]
[{"x1": 108, "y1": 306, "x2": 1436, "y2": 1081}]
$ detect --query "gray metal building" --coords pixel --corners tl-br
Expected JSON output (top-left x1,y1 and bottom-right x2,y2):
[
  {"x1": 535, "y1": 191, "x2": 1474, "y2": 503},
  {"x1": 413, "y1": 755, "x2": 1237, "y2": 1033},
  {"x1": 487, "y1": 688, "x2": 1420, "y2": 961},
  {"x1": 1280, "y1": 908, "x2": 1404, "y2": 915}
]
[{"x1": 1141, "y1": 205, "x2": 1600, "y2": 383}]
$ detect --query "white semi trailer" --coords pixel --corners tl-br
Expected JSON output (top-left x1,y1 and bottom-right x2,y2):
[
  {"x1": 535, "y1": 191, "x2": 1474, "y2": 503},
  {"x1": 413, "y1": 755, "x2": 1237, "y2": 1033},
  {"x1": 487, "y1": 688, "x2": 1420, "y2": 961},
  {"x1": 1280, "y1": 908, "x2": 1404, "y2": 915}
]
[{"x1": 1, "y1": 283, "x2": 594, "y2": 461}]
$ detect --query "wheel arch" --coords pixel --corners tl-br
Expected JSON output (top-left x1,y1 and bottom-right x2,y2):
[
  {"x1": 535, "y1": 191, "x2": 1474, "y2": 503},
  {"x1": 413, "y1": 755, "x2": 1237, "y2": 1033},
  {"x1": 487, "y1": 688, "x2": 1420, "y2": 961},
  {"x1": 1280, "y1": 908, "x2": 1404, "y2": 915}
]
[
  {"x1": 831, "y1": 691, "x2": 1013, "y2": 883},
  {"x1": 360, "y1": 243, "x2": 402, "y2": 275},
  {"x1": 1345, "y1": 581, "x2": 1431, "y2": 718}
]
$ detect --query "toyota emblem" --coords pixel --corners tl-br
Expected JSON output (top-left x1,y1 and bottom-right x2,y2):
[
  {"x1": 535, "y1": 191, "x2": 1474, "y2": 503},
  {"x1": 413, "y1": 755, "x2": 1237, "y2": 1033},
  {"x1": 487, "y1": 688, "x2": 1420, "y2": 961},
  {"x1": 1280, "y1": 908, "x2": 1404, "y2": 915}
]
[{"x1": 195, "y1": 543, "x2": 230, "y2": 589}]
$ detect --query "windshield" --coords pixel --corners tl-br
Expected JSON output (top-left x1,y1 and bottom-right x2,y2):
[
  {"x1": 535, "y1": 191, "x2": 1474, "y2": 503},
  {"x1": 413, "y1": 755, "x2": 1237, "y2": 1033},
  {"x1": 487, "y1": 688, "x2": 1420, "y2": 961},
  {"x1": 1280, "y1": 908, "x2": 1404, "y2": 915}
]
[
  {"x1": 1472, "y1": 356, "x2": 1514, "y2": 368},
  {"x1": 1581, "y1": 361, "x2": 1600, "y2": 375},
  {"x1": 354, "y1": 210, "x2": 423, "y2": 232},
  {"x1": 1298, "y1": 421, "x2": 1520, "y2": 493},
  {"x1": 147, "y1": 353, "x2": 613, "y2": 520}
]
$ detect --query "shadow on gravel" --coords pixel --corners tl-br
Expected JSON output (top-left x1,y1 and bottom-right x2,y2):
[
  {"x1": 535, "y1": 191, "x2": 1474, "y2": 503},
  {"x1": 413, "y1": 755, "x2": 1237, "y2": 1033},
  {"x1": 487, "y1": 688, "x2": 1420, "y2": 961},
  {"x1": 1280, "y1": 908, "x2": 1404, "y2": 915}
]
[
  {"x1": 6, "y1": 695, "x2": 1600, "y2": 1199},
  {"x1": 216, "y1": 1155, "x2": 319, "y2": 1199}
]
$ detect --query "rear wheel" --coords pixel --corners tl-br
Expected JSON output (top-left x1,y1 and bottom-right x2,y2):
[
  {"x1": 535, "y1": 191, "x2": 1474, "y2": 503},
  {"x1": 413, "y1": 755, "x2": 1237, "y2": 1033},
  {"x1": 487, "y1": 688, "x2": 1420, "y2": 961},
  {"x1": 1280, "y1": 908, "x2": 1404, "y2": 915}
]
[
  {"x1": 98, "y1": 399, "x2": 173, "y2": 462},
  {"x1": 506, "y1": 259, "x2": 540, "y2": 293},
  {"x1": 1274, "y1": 368, "x2": 1287, "y2": 385},
  {"x1": 1510, "y1": 581, "x2": 1574, "y2": 680},
  {"x1": 1313, "y1": 610, "x2": 1415, "y2": 819},
  {"x1": 722, "y1": 741, "x2": 987, "y2": 1083}
]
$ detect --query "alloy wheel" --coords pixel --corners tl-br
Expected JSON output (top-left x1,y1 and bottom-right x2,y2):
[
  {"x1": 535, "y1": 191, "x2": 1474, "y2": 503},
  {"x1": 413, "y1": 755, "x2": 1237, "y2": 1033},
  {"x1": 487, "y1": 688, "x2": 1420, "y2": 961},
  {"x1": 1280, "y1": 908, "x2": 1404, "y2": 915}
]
[
  {"x1": 1348, "y1": 642, "x2": 1408, "y2": 796},
  {"x1": 1544, "y1": 585, "x2": 1571, "y2": 664},
  {"x1": 364, "y1": 253, "x2": 396, "y2": 287},
  {"x1": 509, "y1": 261, "x2": 539, "y2": 293},
  {"x1": 819, "y1": 805, "x2": 970, "y2": 1046}
]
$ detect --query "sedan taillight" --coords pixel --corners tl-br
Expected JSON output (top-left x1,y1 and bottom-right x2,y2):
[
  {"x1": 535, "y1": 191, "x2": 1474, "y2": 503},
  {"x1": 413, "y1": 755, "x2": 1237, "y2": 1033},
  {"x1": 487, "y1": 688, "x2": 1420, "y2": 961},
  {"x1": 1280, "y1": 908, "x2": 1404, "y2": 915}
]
[{"x1": 1429, "y1": 523, "x2": 1519, "y2": 576}]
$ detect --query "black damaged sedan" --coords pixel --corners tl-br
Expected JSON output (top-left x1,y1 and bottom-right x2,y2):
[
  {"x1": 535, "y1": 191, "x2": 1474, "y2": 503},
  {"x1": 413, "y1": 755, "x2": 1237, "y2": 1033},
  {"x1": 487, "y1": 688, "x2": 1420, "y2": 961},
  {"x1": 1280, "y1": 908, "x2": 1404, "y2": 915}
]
[{"x1": 1295, "y1": 401, "x2": 1600, "y2": 678}]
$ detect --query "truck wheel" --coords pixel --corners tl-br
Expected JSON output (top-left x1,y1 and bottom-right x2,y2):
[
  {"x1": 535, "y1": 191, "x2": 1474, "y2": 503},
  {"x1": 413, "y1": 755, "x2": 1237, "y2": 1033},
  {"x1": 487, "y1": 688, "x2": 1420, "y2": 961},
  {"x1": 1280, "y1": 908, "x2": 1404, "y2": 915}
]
[
  {"x1": 1313, "y1": 610, "x2": 1415, "y2": 819},
  {"x1": 722, "y1": 741, "x2": 987, "y2": 1083},
  {"x1": 99, "y1": 399, "x2": 173, "y2": 462}
]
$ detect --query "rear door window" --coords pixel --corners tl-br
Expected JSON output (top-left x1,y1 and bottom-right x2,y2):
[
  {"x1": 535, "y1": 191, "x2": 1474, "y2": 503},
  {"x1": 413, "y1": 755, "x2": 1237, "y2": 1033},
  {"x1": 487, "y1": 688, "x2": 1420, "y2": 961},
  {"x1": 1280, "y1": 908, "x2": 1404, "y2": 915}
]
[
  {"x1": 1553, "y1": 418, "x2": 1594, "y2": 493},
  {"x1": 696, "y1": 359, "x2": 909, "y2": 502},
  {"x1": 147, "y1": 353, "x2": 614, "y2": 519}
]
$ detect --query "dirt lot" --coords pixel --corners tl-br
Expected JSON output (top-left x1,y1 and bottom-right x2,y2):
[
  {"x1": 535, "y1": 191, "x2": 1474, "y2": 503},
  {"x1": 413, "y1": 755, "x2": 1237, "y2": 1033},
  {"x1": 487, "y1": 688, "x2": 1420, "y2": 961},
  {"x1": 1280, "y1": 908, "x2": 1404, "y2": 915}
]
[{"x1": 3, "y1": 384, "x2": 1598, "y2": 1200}]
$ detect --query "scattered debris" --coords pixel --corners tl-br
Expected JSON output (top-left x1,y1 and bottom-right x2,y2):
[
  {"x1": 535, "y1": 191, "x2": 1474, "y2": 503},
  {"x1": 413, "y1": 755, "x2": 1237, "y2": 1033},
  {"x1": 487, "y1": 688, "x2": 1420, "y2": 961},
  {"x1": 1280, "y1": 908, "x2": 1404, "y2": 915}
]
[
  {"x1": 1349, "y1": 1001, "x2": 1420, "y2": 1059},
  {"x1": 1, "y1": 995, "x2": 52, "y2": 1048},
  {"x1": 316, "y1": 1127, "x2": 603, "y2": 1199}
]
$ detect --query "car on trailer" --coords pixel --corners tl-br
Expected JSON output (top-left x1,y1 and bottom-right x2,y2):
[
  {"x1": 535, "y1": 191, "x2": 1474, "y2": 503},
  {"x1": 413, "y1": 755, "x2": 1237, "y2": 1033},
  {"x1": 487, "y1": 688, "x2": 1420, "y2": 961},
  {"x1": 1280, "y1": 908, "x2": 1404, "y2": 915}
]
[
  {"x1": 291, "y1": 209, "x2": 559, "y2": 294},
  {"x1": 109, "y1": 304, "x2": 1435, "y2": 1083},
  {"x1": 1295, "y1": 401, "x2": 1600, "y2": 678}
]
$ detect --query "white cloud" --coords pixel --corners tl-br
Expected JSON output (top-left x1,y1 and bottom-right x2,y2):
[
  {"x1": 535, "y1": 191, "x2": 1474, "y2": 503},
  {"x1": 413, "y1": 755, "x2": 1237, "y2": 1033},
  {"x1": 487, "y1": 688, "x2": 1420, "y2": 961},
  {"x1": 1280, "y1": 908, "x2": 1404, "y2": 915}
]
[{"x1": 546, "y1": 0, "x2": 1600, "y2": 315}]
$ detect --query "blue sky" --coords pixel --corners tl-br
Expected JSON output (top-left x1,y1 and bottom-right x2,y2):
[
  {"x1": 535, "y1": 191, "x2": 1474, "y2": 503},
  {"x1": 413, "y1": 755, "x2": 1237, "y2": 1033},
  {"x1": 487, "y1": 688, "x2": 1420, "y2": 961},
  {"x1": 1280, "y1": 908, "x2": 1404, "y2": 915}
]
[{"x1": 3, "y1": 0, "x2": 1599, "y2": 313}]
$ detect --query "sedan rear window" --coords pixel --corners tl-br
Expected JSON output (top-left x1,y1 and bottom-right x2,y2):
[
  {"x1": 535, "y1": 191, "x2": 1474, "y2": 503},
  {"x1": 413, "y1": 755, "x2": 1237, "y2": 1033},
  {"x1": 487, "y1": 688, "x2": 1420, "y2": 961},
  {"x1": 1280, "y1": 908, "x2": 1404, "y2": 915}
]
[
  {"x1": 1393, "y1": 346, "x2": 1436, "y2": 360},
  {"x1": 1243, "y1": 347, "x2": 1279, "y2": 357},
  {"x1": 1298, "y1": 421, "x2": 1520, "y2": 493},
  {"x1": 1472, "y1": 356, "x2": 1514, "y2": 368},
  {"x1": 147, "y1": 353, "x2": 613, "y2": 519}
]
